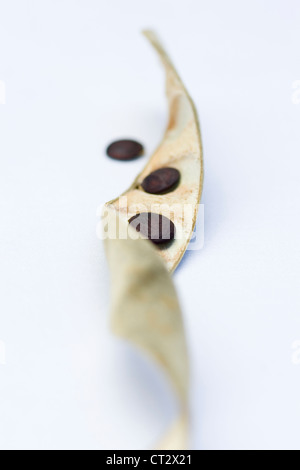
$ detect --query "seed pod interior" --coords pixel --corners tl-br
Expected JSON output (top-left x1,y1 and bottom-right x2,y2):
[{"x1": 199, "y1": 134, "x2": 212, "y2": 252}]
[{"x1": 105, "y1": 30, "x2": 203, "y2": 272}]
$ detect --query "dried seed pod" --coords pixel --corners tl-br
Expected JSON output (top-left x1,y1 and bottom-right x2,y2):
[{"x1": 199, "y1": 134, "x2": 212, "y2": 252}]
[
  {"x1": 103, "y1": 31, "x2": 204, "y2": 449},
  {"x1": 105, "y1": 30, "x2": 203, "y2": 272}
]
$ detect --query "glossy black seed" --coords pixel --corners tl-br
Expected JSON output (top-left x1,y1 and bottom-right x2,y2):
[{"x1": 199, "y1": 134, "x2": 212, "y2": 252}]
[
  {"x1": 106, "y1": 139, "x2": 144, "y2": 161},
  {"x1": 128, "y1": 212, "x2": 176, "y2": 245},
  {"x1": 141, "y1": 167, "x2": 180, "y2": 194}
]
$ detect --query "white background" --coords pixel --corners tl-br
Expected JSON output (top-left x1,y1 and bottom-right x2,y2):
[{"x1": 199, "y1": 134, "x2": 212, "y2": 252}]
[{"x1": 0, "y1": 0, "x2": 300, "y2": 450}]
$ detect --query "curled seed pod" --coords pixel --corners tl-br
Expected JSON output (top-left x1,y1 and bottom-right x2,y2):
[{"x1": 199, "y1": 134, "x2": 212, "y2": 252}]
[{"x1": 104, "y1": 219, "x2": 189, "y2": 449}]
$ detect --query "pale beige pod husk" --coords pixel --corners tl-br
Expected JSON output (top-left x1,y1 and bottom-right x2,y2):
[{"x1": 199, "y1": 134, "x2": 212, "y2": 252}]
[
  {"x1": 105, "y1": 30, "x2": 203, "y2": 272},
  {"x1": 104, "y1": 220, "x2": 189, "y2": 449},
  {"x1": 103, "y1": 31, "x2": 203, "y2": 450}
]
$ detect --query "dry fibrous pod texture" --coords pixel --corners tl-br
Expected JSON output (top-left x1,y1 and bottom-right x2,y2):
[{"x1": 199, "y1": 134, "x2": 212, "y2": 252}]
[
  {"x1": 103, "y1": 30, "x2": 204, "y2": 449},
  {"x1": 105, "y1": 30, "x2": 203, "y2": 272},
  {"x1": 104, "y1": 220, "x2": 190, "y2": 449}
]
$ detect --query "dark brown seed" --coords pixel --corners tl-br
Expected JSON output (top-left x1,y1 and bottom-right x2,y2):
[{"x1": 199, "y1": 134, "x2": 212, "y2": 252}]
[
  {"x1": 106, "y1": 139, "x2": 144, "y2": 161},
  {"x1": 141, "y1": 167, "x2": 180, "y2": 194},
  {"x1": 129, "y1": 212, "x2": 176, "y2": 245}
]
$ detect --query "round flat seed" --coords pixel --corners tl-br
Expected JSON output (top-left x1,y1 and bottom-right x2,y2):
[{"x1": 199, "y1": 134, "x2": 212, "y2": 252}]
[
  {"x1": 129, "y1": 212, "x2": 175, "y2": 245},
  {"x1": 106, "y1": 139, "x2": 144, "y2": 161},
  {"x1": 141, "y1": 167, "x2": 180, "y2": 194}
]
